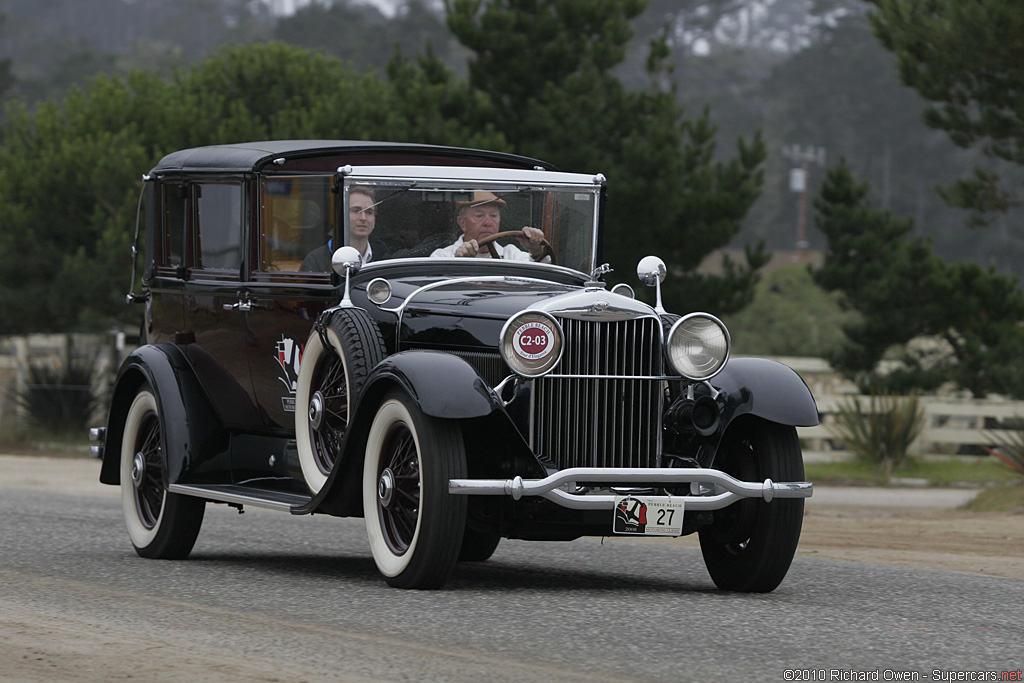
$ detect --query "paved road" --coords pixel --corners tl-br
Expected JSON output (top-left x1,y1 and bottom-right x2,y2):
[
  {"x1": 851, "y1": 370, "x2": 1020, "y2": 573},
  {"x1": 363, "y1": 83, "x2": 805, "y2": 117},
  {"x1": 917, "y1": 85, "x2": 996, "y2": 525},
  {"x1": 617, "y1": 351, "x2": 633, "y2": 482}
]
[{"x1": 0, "y1": 456, "x2": 1020, "y2": 681}]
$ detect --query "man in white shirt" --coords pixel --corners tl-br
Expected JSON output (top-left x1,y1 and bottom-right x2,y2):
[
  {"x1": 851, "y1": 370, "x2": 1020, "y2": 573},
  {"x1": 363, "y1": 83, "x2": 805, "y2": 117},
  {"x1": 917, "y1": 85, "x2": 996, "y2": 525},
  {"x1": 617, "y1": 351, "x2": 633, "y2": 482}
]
[{"x1": 430, "y1": 191, "x2": 549, "y2": 261}]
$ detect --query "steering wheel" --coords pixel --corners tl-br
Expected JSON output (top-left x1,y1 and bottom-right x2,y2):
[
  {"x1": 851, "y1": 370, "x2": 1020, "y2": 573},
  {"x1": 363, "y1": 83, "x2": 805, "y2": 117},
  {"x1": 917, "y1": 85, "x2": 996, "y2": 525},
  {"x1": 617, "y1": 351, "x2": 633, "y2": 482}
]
[{"x1": 475, "y1": 230, "x2": 555, "y2": 263}]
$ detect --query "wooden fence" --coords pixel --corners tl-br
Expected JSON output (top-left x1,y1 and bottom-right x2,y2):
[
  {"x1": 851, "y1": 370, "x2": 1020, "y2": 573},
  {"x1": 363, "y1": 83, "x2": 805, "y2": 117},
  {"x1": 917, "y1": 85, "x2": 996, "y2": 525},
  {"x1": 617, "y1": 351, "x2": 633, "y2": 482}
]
[
  {"x1": 0, "y1": 333, "x2": 127, "y2": 430},
  {"x1": 768, "y1": 356, "x2": 1024, "y2": 461},
  {"x1": 798, "y1": 394, "x2": 1024, "y2": 462}
]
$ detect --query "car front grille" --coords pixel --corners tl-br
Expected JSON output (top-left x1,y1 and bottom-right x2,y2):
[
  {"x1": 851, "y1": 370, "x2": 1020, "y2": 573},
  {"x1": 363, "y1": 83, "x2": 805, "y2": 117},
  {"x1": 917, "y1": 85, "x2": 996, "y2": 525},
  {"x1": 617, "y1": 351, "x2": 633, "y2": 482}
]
[{"x1": 531, "y1": 316, "x2": 664, "y2": 469}]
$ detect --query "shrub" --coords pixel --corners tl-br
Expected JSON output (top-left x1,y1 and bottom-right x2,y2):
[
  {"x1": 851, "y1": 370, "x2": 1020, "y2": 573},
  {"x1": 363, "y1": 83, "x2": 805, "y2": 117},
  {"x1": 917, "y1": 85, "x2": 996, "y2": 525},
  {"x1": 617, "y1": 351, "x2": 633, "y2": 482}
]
[
  {"x1": 14, "y1": 347, "x2": 101, "y2": 437},
  {"x1": 827, "y1": 391, "x2": 925, "y2": 478},
  {"x1": 985, "y1": 418, "x2": 1024, "y2": 478}
]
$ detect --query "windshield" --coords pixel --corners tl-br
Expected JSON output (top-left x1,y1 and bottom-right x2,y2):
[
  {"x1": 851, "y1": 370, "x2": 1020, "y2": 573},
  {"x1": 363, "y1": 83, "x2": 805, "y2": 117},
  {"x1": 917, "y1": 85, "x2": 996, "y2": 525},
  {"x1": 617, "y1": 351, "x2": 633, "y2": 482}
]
[{"x1": 343, "y1": 167, "x2": 601, "y2": 275}]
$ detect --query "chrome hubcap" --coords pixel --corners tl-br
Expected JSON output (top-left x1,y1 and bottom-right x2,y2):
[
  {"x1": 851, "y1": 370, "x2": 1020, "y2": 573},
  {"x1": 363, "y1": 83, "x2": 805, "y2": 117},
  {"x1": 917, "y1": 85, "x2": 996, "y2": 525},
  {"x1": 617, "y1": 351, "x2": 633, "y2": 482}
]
[
  {"x1": 377, "y1": 468, "x2": 395, "y2": 508},
  {"x1": 309, "y1": 391, "x2": 325, "y2": 430},
  {"x1": 131, "y1": 452, "x2": 145, "y2": 488}
]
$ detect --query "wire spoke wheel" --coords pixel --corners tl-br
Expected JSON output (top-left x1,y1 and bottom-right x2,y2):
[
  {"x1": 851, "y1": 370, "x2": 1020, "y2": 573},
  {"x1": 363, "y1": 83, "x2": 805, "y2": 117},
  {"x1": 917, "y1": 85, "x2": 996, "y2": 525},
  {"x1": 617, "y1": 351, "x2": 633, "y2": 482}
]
[
  {"x1": 132, "y1": 411, "x2": 164, "y2": 529},
  {"x1": 119, "y1": 385, "x2": 204, "y2": 559},
  {"x1": 363, "y1": 390, "x2": 466, "y2": 589},
  {"x1": 378, "y1": 425, "x2": 421, "y2": 554},
  {"x1": 308, "y1": 350, "x2": 350, "y2": 476},
  {"x1": 296, "y1": 308, "x2": 385, "y2": 494}
]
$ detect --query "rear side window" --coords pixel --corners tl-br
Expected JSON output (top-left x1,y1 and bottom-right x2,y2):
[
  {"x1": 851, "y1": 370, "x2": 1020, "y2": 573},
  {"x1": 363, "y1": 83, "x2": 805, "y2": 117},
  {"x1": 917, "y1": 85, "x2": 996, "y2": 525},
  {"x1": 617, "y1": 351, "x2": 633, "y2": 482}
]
[
  {"x1": 162, "y1": 182, "x2": 186, "y2": 268},
  {"x1": 260, "y1": 175, "x2": 335, "y2": 274},
  {"x1": 195, "y1": 183, "x2": 243, "y2": 272}
]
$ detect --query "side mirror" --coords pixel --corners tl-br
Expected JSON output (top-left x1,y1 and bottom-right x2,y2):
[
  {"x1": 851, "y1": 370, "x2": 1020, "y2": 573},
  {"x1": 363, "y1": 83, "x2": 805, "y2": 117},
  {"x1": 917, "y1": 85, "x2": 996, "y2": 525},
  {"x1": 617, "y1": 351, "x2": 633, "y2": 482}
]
[
  {"x1": 331, "y1": 246, "x2": 362, "y2": 277},
  {"x1": 332, "y1": 246, "x2": 362, "y2": 307},
  {"x1": 636, "y1": 255, "x2": 667, "y2": 314}
]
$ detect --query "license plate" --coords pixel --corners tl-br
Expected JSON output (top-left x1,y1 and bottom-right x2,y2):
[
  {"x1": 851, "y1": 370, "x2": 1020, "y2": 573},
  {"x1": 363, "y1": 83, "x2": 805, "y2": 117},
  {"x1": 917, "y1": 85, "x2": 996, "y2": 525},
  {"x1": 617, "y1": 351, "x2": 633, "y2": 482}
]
[{"x1": 612, "y1": 496, "x2": 684, "y2": 537}]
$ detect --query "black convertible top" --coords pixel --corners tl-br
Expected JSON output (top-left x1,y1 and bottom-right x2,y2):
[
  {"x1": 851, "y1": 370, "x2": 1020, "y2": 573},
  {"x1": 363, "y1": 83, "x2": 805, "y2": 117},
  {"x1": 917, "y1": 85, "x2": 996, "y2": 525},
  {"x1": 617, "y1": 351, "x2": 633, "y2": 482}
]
[{"x1": 150, "y1": 140, "x2": 555, "y2": 175}]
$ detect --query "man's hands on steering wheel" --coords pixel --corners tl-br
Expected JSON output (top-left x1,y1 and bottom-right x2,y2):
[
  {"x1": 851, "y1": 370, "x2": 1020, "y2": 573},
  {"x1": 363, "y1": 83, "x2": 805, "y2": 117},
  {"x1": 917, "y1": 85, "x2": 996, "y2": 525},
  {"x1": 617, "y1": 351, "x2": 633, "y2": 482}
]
[{"x1": 458, "y1": 227, "x2": 554, "y2": 262}]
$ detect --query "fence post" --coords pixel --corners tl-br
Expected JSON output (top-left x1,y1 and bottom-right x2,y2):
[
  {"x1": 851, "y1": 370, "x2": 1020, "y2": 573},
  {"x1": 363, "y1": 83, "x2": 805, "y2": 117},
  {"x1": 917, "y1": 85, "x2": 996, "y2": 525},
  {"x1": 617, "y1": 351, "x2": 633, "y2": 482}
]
[{"x1": 12, "y1": 336, "x2": 28, "y2": 424}]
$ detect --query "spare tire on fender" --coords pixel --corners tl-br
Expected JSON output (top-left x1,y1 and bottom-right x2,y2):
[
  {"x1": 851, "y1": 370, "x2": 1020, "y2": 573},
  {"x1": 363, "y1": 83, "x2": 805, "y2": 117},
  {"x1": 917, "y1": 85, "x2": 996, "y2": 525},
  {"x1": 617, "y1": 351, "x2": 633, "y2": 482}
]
[{"x1": 295, "y1": 307, "x2": 386, "y2": 494}]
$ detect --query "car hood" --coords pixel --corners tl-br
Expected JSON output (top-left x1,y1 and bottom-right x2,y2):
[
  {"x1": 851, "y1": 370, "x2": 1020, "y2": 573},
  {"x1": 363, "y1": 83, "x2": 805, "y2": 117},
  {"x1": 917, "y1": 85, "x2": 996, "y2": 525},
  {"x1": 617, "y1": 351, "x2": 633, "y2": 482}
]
[{"x1": 396, "y1": 276, "x2": 658, "y2": 350}]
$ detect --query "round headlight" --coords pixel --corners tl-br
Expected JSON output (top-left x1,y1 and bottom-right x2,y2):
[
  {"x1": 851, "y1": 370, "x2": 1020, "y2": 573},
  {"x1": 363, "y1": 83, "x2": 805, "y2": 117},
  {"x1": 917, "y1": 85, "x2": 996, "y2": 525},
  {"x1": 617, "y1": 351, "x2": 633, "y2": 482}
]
[
  {"x1": 666, "y1": 313, "x2": 731, "y2": 380},
  {"x1": 500, "y1": 311, "x2": 563, "y2": 377},
  {"x1": 366, "y1": 278, "x2": 392, "y2": 305},
  {"x1": 610, "y1": 283, "x2": 635, "y2": 299}
]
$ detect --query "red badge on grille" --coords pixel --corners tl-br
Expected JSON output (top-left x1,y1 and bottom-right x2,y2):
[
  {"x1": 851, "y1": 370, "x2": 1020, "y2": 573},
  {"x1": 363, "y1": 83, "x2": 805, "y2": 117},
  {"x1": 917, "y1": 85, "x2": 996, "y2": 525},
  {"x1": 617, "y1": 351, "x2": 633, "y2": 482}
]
[{"x1": 512, "y1": 321, "x2": 554, "y2": 360}]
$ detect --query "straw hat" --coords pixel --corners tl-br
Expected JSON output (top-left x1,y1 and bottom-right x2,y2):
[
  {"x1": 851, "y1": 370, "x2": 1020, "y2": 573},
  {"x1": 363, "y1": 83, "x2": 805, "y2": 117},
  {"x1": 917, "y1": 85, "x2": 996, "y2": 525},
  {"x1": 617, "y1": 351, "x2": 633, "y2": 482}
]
[{"x1": 456, "y1": 190, "x2": 506, "y2": 209}]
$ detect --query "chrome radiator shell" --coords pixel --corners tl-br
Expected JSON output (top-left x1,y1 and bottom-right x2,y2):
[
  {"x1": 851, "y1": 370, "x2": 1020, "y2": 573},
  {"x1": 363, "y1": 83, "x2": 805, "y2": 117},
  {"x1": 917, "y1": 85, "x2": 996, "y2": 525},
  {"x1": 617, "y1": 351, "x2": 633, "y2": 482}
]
[{"x1": 530, "y1": 315, "x2": 665, "y2": 469}]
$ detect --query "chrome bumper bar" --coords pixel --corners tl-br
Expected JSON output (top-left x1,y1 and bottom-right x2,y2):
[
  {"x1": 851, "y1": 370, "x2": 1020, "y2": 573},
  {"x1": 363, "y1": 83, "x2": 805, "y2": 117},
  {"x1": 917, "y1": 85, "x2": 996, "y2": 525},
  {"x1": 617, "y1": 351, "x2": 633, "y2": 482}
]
[{"x1": 448, "y1": 467, "x2": 813, "y2": 511}]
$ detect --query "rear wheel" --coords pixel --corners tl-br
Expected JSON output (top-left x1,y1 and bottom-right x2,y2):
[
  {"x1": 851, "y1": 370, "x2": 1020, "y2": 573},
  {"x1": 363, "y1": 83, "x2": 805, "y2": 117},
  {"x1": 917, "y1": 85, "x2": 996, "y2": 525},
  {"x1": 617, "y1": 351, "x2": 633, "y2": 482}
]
[
  {"x1": 698, "y1": 417, "x2": 805, "y2": 592},
  {"x1": 363, "y1": 390, "x2": 467, "y2": 588},
  {"x1": 296, "y1": 308, "x2": 385, "y2": 494},
  {"x1": 120, "y1": 386, "x2": 204, "y2": 559}
]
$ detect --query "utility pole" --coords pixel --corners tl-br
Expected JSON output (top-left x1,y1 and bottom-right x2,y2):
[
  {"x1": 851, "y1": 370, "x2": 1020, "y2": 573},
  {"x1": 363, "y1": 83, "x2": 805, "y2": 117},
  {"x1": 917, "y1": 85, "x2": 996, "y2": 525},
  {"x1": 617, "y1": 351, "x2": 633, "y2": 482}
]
[{"x1": 783, "y1": 145, "x2": 826, "y2": 261}]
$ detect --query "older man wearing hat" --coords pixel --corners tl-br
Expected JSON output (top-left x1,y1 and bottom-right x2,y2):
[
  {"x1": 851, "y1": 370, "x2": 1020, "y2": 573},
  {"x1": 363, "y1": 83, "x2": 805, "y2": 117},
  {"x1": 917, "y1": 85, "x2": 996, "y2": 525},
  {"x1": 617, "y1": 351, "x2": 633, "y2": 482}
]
[{"x1": 430, "y1": 190, "x2": 550, "y2": 261}]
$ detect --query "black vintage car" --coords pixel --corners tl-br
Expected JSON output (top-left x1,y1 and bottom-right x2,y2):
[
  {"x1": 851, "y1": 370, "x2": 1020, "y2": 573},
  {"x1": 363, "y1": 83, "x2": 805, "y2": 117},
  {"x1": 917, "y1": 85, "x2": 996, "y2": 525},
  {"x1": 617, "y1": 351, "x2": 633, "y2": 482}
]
[{"x1": 91, "y1": 140, "x2": 817, "y2": 591}]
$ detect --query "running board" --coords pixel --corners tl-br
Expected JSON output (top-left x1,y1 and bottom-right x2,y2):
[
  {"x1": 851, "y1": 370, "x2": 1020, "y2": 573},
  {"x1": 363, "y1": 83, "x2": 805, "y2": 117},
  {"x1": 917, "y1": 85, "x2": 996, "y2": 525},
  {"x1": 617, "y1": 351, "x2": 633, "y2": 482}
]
[{"x1": 168, "y1": 483, "x2": 312, "y2": 513}]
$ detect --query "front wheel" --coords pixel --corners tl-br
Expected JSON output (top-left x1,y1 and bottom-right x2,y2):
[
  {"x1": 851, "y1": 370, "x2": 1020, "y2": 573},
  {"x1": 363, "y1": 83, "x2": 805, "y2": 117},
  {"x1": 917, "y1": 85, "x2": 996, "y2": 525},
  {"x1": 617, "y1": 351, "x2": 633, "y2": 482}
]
[
  {"x1": 698, "y1": 416, "x2": 805, "y2": 592},
  {"x1": 362, "y1": 390, "x2": 467, "y2": 588},
  {"x1": 120, "y1": 386, "x2": 204, "y2": 559}
]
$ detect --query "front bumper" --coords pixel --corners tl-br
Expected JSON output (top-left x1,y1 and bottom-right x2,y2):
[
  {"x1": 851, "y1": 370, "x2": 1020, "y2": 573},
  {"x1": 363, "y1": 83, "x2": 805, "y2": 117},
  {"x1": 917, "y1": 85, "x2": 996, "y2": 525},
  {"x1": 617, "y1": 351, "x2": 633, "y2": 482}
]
[{"x1": 448, "y1": 467, "x2": 812, "y2": 511}]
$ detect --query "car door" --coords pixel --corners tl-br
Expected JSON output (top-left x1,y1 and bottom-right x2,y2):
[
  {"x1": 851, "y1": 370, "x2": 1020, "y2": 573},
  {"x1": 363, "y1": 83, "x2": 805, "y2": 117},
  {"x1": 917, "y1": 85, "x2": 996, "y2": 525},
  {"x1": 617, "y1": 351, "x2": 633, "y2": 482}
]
[
  {"x1": 177, "y1": 178, "x2": 264, "y2": 431},
  {"x1": 242, "y1": 174, "x2": 337, "y2": 431}
]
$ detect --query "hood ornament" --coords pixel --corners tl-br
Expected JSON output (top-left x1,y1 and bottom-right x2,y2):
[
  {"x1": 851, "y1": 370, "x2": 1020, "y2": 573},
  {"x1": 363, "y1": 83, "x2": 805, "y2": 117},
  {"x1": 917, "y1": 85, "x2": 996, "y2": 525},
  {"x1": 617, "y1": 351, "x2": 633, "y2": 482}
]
[{"x1": 586, "y1": 263, "x2": 613, "y2": 287}]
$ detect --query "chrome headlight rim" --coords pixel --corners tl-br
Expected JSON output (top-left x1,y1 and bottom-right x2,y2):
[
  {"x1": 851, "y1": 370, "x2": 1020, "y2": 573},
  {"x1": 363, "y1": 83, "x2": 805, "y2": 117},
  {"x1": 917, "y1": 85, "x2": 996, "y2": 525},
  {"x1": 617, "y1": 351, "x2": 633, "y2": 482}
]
[
  {"x1": 366, "y1": 277, "x2": 392, "y2": 305},
  {"x1": 665, "y1": 312, "x2": 731, "y2": 381},
  {"x1": 500, "y1": 310, "x2": 564, "y2": 378},
  {"x1": 610, "y1": 282, "x2": 635, "y2": 299}
]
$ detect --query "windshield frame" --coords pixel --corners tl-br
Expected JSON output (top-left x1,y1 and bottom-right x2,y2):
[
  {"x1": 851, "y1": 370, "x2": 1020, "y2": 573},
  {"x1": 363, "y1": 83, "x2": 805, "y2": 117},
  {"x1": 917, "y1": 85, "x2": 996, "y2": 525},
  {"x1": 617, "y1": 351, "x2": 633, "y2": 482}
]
[{"x1": 339, "y1": 165, "x2": 604, "y2": 276}]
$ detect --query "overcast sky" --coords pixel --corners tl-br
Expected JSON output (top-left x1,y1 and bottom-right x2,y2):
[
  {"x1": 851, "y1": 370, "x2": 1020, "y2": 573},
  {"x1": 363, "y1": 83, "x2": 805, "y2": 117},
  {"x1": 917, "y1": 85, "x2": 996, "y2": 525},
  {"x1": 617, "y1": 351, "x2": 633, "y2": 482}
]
[{"x1": 266, "y1": 0, "x2": 431, "y2": 18}]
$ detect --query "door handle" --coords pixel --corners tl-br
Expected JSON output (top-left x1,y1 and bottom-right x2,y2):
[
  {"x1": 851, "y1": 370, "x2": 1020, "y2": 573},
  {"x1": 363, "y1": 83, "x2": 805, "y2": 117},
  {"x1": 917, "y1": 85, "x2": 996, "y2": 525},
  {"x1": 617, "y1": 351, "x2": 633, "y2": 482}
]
[{"x1": 223, "y1": 300, "x2": 252, "y2": 312}]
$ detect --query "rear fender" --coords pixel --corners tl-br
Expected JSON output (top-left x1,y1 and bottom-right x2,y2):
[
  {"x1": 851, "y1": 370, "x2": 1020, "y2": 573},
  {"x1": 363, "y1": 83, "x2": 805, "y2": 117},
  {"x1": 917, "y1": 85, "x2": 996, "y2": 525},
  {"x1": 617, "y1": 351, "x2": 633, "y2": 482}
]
[{"x1": 99, "y1": 344, "x2": 226, "y2": 487}]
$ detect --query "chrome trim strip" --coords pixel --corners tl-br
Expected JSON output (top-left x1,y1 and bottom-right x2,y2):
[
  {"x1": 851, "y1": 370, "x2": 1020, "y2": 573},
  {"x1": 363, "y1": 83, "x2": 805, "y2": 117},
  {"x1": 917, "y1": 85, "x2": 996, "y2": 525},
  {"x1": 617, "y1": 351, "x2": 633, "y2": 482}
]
[
  {"x1": 381, "y1": 275, "x2": 532, "y2": 316},
  {"x1": 540, "y1": 374, "x2": 676, "y2": 380},
  {"x1": 340, "y1": 165, "x2": 600, "y2": 187},
  {"x1": 168, "y1": 484, "x2": 306, "y2": 512},
  {"x1": 448, "y1": 468, "x2": 813, "y2": 511}
]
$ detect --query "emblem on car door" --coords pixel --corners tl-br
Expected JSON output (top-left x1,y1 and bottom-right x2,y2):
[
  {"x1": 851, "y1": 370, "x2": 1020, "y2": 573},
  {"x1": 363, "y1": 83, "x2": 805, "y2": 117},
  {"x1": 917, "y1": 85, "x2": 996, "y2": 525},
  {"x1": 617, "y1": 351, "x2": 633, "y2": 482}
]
[{"x1": 275, "y1": 333, "x2": 304, "y2": 412}]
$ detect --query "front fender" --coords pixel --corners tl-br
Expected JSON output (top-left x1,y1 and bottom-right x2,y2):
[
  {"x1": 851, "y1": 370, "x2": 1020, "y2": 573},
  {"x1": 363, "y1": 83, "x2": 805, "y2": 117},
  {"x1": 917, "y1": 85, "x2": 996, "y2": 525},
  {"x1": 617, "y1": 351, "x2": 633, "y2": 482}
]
[
  {"x1": 361, "y1": 350, "x2": 504, "y2": 419},
  {"x1": 716, "y1": 358, "x2": 819, "y2": 428},
  {"x1": 302, "y1": 350, "x2": 511, "y2": 517},
  {"x1": 98, "y1": 344, "x2": 226, "y2": 487}
]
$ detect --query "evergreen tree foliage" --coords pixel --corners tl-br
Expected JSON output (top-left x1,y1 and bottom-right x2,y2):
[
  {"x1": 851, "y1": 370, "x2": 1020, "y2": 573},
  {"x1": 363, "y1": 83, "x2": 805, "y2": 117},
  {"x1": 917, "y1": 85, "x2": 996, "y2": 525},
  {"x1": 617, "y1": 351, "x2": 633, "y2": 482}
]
[
  {"x1": 446, "y1": 0, "x2": 769, "y2": 312},
  {"x1": 273, "y1": 0, "x2": 460, "y2": 75},
  {"x1": 813, "y1": 160, "x2": 1024, "y2": 398},
  {"x1": 0, "y1": 43, "x2": 503, "y2": 333},
  {"x1": 0, "y1": 3, "x2": 772, "y2": 332},
  {"x1": 870, "y1": 0, "x2": 1024, "y2": 225}
]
